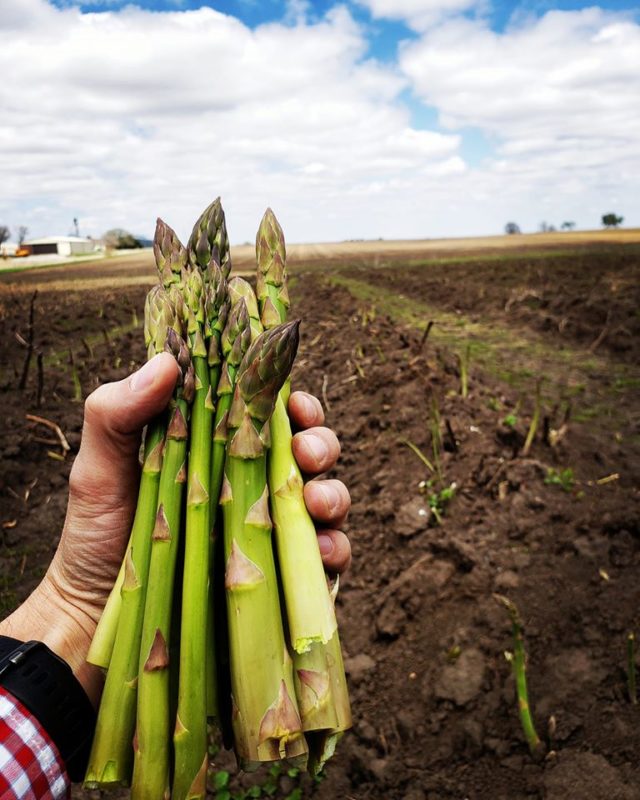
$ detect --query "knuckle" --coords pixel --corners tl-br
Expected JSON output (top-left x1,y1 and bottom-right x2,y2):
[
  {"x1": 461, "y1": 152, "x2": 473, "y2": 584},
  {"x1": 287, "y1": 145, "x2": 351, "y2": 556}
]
[{"x1": 83, "y1": 384, "x2": 107, "y2": 424}]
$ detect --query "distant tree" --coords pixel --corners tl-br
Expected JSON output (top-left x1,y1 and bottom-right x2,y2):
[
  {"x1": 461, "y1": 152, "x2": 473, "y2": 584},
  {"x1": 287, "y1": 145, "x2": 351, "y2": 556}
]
[
  {"x1": 602, "y1": 213, "x2": 623, "y2": 228},
  {"x1": 539, "y1": 221, "x2": 557, "y2": 233},
  {"x1": 16, "y1": 225, "x2": 29, "y2": 245},
  {"x1": 0, "y1": 226, "x2": 9, "y2": 245},
  {"x1": 103, "y1": 228, "x2": 142, "y2": 249},
  {"x1": 505, "y1": 222, "x2": 521, "y2": 235},
  {"x1": 561, "y1": 221, "x2": 576, "y2": 231}
]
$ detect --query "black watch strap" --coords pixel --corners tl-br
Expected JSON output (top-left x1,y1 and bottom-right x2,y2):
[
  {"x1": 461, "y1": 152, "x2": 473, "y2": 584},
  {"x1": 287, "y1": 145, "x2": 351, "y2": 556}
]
[{"x1": 0, "y1": 636, "x2": 96, "y2": 782}]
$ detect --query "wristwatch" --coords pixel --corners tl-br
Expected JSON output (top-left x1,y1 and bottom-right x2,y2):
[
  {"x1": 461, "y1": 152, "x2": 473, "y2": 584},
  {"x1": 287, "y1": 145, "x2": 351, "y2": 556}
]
[{"x1": 0, "y1": 636, "x2": 96, "y2": 781}]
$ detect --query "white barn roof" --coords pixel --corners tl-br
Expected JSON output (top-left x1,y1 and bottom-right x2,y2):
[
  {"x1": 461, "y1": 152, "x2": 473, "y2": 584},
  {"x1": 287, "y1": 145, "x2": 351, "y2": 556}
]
[{"x1": 26, "y1": 236, "x2": 93, "y2": 245}]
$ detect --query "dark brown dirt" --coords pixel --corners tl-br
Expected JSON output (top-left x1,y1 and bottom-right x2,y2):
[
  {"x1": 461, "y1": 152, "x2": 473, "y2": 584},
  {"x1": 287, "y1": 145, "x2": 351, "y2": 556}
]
[
  {"x1": 1, "y1": 245, "x2": 639, "y2": 799},
  {"x1": 346, "y1": 245, "x2": 640, "y2": 363}
]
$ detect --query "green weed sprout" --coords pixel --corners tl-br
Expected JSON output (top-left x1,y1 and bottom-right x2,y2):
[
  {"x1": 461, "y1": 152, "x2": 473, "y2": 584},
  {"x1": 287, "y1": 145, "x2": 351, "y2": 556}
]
[
  {"x1": 522, "y1": 378, "x2": 543, "y2": 456},
  {"x1": 458, "y1": 342, "x2": 471, "y2": 398},
  {"x1": 628, "y1": 633, "x2": 637, "y2": 705},
  {"x1": 428, "y1": 483, "x2": 456, "y2": 525},
  {"x1": 544, "y1": 467, "x2": 575, "y2": 492}
]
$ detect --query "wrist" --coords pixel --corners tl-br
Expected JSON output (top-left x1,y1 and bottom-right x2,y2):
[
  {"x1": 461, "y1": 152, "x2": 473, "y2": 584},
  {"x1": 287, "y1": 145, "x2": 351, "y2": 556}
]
[{"x1": 0, "y1": 576, "x2": 103, "y2": 707}]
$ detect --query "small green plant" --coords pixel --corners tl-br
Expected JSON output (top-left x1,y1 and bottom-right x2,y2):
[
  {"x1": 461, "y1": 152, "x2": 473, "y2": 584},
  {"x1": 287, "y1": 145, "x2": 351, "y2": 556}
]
[
  {"x1": 544, "y1": 467, "x2": 575, "y2": 492},
  {"x1": 211, "y1": 762, "x2": 299, "y2": 800},
  {"x1": 628, "y1": 632, "x2": 637, "y2": 705},
  {"x1": 428, "y1": 482, "x2": 456, "y2": 525},
  {"x1": 446, "y1": 644, "x2": 461, "y2": 662},
  {"x1": 68, "y1": 349, "x2": 82, "y2": 402},
  {"x1": 399, "y1": 438, "x2": 435, "y2": 473},
  {"x1": 458, "y1": 342, "x2": 471, "y2": 398},
  {"x1": 262, "y1": 763, "x2": 284, "y2": 796},
  {"x1": 493, "y1": 594, "x2": 545, "y2": 759},
  {"x1": 503, "y1": 413, "x2": 518, "y2": 428},
  {"x1": 429, "y1": 395, "x2": 443, "y2": 481},
  {"x1": 522, "y1": 378, "x2": 543, "y2": 456}
]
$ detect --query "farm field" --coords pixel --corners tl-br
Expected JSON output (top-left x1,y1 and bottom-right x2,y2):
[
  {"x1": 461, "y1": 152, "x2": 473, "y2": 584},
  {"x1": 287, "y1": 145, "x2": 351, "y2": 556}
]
[{"x1": 1, "y1": 236, "x2": 639, "y2": 799}]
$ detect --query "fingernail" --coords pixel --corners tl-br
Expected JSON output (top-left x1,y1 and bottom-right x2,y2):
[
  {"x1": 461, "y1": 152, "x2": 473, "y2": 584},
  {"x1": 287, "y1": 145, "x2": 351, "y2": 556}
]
[
  {"x1": 317, "y1": 534, "x2": 333, "y2": 556},
  {"x1": 303, "y1": 433, "x2": 328, "y2": 463},
  {"x1": 318, "y1": 483, "x2": 340, "y2": 514},
  {"x1": 300, "y1": 394, "x2": 316, "y2": 420},
  {"x1": 130, "y1": 356, "x2": 161, "y2": 392}
]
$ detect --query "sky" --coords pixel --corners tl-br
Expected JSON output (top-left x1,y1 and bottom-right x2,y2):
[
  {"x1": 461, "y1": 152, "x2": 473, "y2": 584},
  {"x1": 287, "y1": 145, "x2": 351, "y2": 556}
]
[{"x1": 0, "y1": 0, "x2": 638, "y2": 244}]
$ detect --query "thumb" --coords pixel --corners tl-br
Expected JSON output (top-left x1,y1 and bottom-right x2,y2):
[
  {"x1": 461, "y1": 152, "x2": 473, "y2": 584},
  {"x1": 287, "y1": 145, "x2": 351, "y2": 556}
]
[{"x1": 70, "y1": 353, "x2": 179, "y2": 504}]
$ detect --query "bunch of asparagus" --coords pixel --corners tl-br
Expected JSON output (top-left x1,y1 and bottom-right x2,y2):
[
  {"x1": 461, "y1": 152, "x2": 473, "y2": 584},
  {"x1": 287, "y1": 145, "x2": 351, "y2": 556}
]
[{"x1": 83, "y1": 199, "x2": 351, "y2": 798}]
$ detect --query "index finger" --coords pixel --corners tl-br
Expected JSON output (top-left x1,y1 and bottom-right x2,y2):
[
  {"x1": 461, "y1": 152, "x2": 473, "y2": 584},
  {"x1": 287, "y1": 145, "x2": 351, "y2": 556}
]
[{"x1": 288, "y1": 391, "x2": 325, "y2": 430}]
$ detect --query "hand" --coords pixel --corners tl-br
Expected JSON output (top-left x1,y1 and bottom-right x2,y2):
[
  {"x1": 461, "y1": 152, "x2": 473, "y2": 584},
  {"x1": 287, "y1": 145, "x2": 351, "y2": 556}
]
[
  {"x1": 288, "y1": 391, "x2": 351, "y2": 573},
  {"x1": 0, "y1": 354, "x2": 351, "y2": 703}
]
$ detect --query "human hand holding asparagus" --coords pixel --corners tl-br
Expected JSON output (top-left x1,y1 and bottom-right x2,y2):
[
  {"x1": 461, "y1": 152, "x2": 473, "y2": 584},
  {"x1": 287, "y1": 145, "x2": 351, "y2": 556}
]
[
  {"x1": 0, "y1": 358, "x2": 351, "y2": 708},
  {"x1": 1, "y1": 200, "x2": 353, "y2": 793}
]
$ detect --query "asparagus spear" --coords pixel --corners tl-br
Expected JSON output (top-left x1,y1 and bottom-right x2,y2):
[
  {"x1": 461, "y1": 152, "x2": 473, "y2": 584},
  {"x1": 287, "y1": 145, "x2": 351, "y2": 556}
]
[
  {"x1": 211, "y1": 298, "x2": 252, "y2": 512},
  {"x1": 256, "y1": 209, "x2": 351, "y2": 754},
  {"x1": 131, "y1": 328, "x2": 195, "y2": 800},
  {"x1": 255, "y1": 208, "x2": 289, "y2": 328},
  {"x1": 154, "y1": 218, "x2": 188, "y2": 288},
  {"x1": 493, "y1": 594, "x2": 545, "y2": 759},
  {"x1": 204, "y1": 258, "x2": 229, "y2": 404},
  {"x1": 86, "y1": 283, "x2": 177, "y2": 670},
  {"x1": 173, "y1": 263, "x2": 215, "y2": 800},
  {"x1": 188, "y1": 197, "x2": 232, "y2": 279},
  {"x1": 200, "y1": 260, "x2": 230, "y2": 724},
  {"x1": 84, "y1": 286, "x2": 176, "y2": 788},
  {"x1": 206, "y1": 294, "x2": 252, "y2": 730},
  {"x1": 228, "y1": 276, "x2": 262, "y2": 341},
  {"x1": 256, "y1": 210, "x2": 337, "y2": 653},
  {"x1": 222, "y1": 320, "x2": 307, "y2": 768},
  {"x1": 85, "y1": 562, "x2": 124, "y2": 669}
]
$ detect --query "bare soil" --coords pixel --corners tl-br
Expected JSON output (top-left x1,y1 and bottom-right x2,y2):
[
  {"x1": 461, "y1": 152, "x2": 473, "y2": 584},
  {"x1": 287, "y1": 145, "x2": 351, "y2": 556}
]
[{"x1": 1, "y1": 242, "x2": 639, "y2": 799}]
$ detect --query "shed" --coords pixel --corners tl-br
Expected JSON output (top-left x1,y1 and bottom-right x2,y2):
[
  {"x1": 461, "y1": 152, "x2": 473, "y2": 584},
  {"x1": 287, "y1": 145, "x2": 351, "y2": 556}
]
[{"x1": 25, "y1": 236, "x2": 96, "y2": 256}]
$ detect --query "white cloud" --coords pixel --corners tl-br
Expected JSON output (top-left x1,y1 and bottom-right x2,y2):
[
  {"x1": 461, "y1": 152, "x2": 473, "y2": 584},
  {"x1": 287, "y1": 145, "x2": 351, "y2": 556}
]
[
  {"x1": 398, "y1": 7, "x2": 640, "y2": 228},
  {"x1": 0, "y1": 1, "x2": 462, "y2": 242},
  {"x1": 355, "y1": 0, "x2": 482, "y2": 30},
  {"x1": 0, "y1": 1, "x2": 637, "y2": 242}
]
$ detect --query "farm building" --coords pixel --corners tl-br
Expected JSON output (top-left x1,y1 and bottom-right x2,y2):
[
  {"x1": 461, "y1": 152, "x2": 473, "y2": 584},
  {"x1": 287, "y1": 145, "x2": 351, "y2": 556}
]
[{"x1": 24, "y1": 236, "x2": 97, "y2": 256}]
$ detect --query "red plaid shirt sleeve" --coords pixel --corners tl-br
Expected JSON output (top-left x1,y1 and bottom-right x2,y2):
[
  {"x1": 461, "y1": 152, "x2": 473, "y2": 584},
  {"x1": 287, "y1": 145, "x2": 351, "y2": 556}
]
[{"x1": 0, "y1": 687, "x2": 70, "y2": 800}]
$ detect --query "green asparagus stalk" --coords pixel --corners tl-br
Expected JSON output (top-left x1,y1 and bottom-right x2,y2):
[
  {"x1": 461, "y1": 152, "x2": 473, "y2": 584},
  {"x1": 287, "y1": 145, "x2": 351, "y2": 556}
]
[
  {"x1": 306, "y1": 586, "x2": 352, "y2": 773},
  {"x1": 205, "y1": 261, "x2": 228, "y2": 398},
  {"x1": 255, "y1": 209, "x2": 289, "y2": 326},
  {"x1": 222, "y1": 321, "x2": 307, "y2": 768},
  {"x1": 132, "y1": 328, "x2": 195, "y2": 800},
  {"x1": 84, "y1": 286, "x2": 177, "y2": 787},
  {"x1": 211, "y1": 298, "x2": 252, "y2": 509},
  {"x1": 206, "y1": 294, "x2": 253, "y2": 728},
  {"x1": 188, "y1": 197, "x2": 232, "y2": 279},
  {"x1": 86, "y1": 561, "x2": 125, "y2": 669},
  {"x1": 173, "y1": 264, "x2": 215, "y2": 800},
  {"x1": 154, "y1": 218, "x2": 188, "y2": 288},
  {"x1": 85, "y1": 283, "x2": 176, "y2": 671},
  {"x1": 256, "y1": 209, "x2": 351, "y2": 758},
  {"x1": 228, "y1": 276, "x2": 262, "y2": 341},
  {"x1": 256, "y1": 209, "x2": 337, "y2": 653},
  {"x1": 493, "y1": 594, "x2": 545, "y2": 759},
  {"x1": 198, "y1": 255, "x2": 228, "y2": 724}
]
